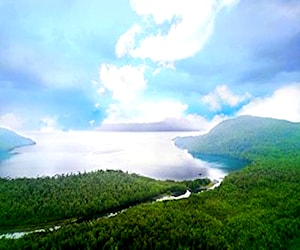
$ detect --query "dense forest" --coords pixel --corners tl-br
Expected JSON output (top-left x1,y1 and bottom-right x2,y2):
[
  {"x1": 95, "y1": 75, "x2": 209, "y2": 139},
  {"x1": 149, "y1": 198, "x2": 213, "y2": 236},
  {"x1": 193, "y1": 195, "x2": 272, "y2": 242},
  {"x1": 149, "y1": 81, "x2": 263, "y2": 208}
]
[
  {"x1": 0, "y1": 116, "x2": 299, "y2": 249},
  {"x1": 175, "y1": 115, "x2": 300, "y2": 162},
  {"x1": 0, "y1": 170, "x2": 207, "y2": 232},
  {"x1": 1, "y1": 160, "x2": 299, "y2": 249}
]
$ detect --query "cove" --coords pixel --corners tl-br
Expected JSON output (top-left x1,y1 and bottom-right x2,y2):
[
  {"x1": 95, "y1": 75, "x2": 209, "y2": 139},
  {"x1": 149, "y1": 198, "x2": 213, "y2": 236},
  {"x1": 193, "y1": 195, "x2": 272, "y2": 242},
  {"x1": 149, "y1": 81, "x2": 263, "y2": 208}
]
[
  {"x1": 0, "y1": 131, "x2": 227, "y2": 181},
  {"x1": 190, "y1": 152, "x2": 250, "y2": 173},
  {"x1": 0, "y1": 151, "x2": 12, "y2": 162}
]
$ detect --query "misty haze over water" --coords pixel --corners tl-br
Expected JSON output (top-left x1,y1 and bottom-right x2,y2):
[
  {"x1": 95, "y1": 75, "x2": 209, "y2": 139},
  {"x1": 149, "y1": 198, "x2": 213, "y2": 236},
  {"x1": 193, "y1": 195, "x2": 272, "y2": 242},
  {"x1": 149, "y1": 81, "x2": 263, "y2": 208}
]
[{"x1": 0, "y1": 131, "x2": 236, "y2": 181}]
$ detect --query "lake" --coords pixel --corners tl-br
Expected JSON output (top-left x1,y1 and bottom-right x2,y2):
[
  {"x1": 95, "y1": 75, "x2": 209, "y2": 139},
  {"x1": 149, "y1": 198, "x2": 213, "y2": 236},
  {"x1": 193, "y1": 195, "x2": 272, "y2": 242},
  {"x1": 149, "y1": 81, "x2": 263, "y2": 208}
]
[{"x1": 0, "y1": 131, "x2": 246, "y2": 181}]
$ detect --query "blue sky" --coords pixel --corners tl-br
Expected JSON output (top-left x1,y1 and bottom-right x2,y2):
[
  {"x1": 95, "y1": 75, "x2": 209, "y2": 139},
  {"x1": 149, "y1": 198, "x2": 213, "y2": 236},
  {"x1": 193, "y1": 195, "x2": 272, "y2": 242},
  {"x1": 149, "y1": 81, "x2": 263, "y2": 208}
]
[{"x1": 0, "y1": 0, "x2": 300, "y2": 131}]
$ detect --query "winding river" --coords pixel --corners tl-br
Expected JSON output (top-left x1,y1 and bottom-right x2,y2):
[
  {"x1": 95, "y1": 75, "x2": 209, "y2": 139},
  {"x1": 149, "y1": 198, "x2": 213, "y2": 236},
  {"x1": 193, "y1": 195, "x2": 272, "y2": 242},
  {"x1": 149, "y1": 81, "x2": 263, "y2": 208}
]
[{"x1": 0, "y1": 131, "x2": 248, "y2": 239}]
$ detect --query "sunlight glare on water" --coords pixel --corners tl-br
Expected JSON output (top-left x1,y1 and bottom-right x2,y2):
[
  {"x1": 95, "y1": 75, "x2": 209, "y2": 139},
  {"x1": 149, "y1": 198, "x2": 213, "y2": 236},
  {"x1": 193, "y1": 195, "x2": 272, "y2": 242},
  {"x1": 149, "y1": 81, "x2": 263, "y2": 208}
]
[{"x1": 0, "y1": 131, "x2": 226, "y2": 181}]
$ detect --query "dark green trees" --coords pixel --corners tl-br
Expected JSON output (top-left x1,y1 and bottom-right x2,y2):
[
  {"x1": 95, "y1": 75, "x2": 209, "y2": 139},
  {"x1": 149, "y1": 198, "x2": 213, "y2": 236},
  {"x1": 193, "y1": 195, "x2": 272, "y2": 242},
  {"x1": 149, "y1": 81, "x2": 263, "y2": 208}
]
[{"x1": 0, "y1": 170, "x2": 186, "y2": 231}]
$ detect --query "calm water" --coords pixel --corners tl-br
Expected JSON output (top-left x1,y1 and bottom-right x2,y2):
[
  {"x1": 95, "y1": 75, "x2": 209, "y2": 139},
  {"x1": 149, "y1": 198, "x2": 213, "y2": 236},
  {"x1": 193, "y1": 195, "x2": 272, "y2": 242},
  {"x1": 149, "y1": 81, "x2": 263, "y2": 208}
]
[{"x1": 0, "y1": 131, "x2": 245, "y2": 181}]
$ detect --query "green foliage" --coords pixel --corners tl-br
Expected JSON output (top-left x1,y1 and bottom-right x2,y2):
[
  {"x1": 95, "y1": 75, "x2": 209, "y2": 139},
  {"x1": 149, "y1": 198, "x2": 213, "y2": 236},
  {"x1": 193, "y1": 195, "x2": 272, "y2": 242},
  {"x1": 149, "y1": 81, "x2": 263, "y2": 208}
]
[
  {"x1": 3, "y1": 160, "x2": 298, "y2": 250},
  {"x1": 0, "y1": 170, "x2": 186, "y2": 231},
  {"x1": 182, "y1": 178, "x2": 210, "y2": 192},
  {"x1": 1, "y1": 116, "x2": 300, "y2": 249},
  {"x1": 175, "y1": 115, "x2": 300, "y2": 162}
]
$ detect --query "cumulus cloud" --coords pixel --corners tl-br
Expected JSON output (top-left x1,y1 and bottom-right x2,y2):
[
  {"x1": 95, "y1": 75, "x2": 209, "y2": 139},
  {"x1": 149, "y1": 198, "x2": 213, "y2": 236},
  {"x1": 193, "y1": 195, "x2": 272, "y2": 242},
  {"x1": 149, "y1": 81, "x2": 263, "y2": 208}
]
[
  {"x1": 102, "y1": 100, "x2": 188, "y2": 125},
  {"x1": 0, "y1": 113, "x2": 24, "y2": 131},
  {"x1": 97, "y1": 1, "x2": 241, "y2": 130},
  {"x1": 202, "y1": 84, "x2": 251, "y2": 111},
  {"x1": 97, "y1": 63, "x2": 230, "y2": 130},
  {"x1": 238, "y1": 83, "x2": 300, "y2": 122},
  {"x1": 116, "y1": 0, "x2": 239, "y2": 63},
  {"x1": 98, "y1": 64, "x2": 192, "y2": 127},
  {"x1": 99, "y1": 64, "x2": 147, "y2": 103}
]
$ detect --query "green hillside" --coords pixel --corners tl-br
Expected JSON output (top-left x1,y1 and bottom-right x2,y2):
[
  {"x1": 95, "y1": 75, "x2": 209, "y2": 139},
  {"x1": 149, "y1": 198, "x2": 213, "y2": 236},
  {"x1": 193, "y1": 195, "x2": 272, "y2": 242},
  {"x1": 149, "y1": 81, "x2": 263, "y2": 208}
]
[
  {"x1": 0, "y1": 170, "x2": 193, "y2": 232},
  {"x1": 175, "y1": 115, "x2": 300, "y2": 162},
  {"x1": 0, "y1": 128, "x2": 35, "y2": 152},
  {"x1": 1, "y1": 116, "x2": 300, "y2": 249},
  {"x1": 3, "y1": 158, "x2": 299, "y2": 249}
]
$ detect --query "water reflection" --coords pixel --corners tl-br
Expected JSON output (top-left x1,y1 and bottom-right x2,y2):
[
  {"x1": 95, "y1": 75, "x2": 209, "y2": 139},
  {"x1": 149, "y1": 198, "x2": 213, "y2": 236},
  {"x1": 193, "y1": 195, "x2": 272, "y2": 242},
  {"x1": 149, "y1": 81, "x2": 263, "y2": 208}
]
[{"x1": 0, "y1": 131, "x2": 227, "y2": 181}]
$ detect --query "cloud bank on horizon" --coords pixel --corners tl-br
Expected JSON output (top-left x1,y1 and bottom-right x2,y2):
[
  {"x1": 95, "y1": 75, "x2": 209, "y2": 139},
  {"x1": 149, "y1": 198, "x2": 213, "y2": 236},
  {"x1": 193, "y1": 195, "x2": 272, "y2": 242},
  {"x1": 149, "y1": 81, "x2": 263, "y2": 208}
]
[{"x1": 0, "y1": 0, "x2": 300, "y2": 131}]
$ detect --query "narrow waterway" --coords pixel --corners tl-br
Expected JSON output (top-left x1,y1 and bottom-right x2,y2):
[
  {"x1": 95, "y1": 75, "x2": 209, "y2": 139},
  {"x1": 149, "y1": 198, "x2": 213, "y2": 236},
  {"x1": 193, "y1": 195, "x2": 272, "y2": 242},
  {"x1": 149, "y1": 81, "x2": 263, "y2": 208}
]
[{"x1": 1, "y1": 187, "x2": 222, "y2": 240}]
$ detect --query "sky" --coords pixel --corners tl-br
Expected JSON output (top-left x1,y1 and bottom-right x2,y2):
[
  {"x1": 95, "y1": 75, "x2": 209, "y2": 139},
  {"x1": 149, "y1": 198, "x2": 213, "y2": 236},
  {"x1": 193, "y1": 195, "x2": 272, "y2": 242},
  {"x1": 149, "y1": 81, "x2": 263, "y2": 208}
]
[{"x1": 0, "y1": 0, "x2": 300, "y2": 132}]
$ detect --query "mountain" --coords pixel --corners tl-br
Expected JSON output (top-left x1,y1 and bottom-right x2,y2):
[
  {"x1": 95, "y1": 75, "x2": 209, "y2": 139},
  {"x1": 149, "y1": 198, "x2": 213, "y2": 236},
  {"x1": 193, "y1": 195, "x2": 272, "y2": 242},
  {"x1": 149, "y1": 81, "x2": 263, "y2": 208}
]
[
  {"x1": 0, "y1": 128, "x2": 35, "y2": 152},
  {"x1": 1, "y1": 116, "x2": 299, "y2": 249},
  {"x1": 175, "y1": 115, "x2": 300, "y2": 161}
]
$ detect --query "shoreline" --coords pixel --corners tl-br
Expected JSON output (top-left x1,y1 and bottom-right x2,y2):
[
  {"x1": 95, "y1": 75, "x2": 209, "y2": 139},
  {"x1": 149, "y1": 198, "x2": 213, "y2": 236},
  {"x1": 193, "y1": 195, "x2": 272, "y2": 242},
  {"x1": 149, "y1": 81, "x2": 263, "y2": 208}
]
[
  {"x1": 0, "y1": 188, "x2": 200, "y2": 239},
  {"x1": 0, "y1": 131, "x2": 225, "y2": 181}
]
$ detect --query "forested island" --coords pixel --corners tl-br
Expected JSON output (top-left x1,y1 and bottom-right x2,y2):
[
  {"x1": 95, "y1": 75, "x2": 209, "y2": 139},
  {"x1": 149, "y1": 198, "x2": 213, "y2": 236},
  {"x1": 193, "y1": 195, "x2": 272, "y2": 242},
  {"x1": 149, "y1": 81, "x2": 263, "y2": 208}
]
[
  {"x1": 0, "y1": 116, "x2": 299, "y2": 249},
  {"x1": 0, "y1": 128, "x2": 35, "y2": 153}
]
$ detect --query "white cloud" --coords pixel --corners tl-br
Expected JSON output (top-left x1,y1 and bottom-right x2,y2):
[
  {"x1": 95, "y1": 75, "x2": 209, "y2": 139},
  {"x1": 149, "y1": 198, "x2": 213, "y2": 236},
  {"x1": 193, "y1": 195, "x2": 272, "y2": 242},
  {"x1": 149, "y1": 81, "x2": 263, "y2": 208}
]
[
  {"x1": 97, "y1": 87, "x2": 106, "y2": 95},
  {"x1": 116, "y1": 24, "x2": 142, "y2": 58},
  {"x1": 116, "y1": 0, "x2": 239, "y2": 63},
  {"x1": 99, "y1": 0, "x2": 243, "y2": 130},
  {"x1": 238, "y1": 83, "x2": 300, "y2": 122},
  {"x1": 98, "y1": 83, "x2": 229, "y2": 131},
  {"x1": 99, "y1": 64, "x2": 147, "y2": 103},
  {"x1": 97, "y1": 64, "x2": 231, "y2": 130},
  {"x1": 0, "y1": 113, "x2": 24, "y2": 131},
  {"x1": 99, "y1": 107, "x2": 227, "y2": 132},
  {"x1": 98, "y1": 0, "x2": 241, "y2": 130},
  {"x1": 94, "y1": 103, "x2": 100, "y2": 109},
  {"x1": 98, "y1": 63, "x2": 194, "y2": 127},
  {"x1": 137, "y1": 100, "x2": 187, "y2": 122},
  {"x1": 168, "y1": 113, "x2": 227, "y2": 132},
  {"x1": 202, "y1": 84, "x2": 251, "y2": 111},
  {"x1": 103, "y1": 99, "x2": 188, "y2": 124}
]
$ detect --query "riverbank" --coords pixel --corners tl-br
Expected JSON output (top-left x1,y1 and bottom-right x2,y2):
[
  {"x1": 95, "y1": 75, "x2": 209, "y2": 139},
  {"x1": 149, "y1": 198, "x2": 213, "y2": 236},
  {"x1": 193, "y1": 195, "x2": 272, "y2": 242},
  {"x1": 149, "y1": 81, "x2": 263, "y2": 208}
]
[
  {"x1": 1, "y1": 189, "x2": 194, "y2": 240},
  {"x1": 3, "y1": 159, "x2": 298, "y2": 249},
  {"x1": 0, "y1": 170, "x2": 212, "y2": 236}
]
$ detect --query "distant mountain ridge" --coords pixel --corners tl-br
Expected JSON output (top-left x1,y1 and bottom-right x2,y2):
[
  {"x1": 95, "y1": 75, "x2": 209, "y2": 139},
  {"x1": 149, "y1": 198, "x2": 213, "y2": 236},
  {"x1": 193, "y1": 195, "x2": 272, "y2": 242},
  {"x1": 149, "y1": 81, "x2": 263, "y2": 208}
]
[
  {"x1": 175, "y1": 115, "x2": 300, "y2": 161},
  {"x1": 0, "y1": 128, "x2": 35, "y2": 152}
]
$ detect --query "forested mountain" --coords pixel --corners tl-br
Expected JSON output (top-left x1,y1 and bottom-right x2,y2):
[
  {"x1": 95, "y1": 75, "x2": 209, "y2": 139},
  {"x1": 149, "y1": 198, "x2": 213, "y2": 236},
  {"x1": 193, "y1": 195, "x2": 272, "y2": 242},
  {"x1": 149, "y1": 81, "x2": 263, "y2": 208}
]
[
  {"x1": 175, "y1": 115, "x2": 300, "y2": 162},
  {"x1": 0, "y1": 128, "x2": 35, "y2": 152},
  {"x1": 1, "y1": 116, "x2": 299, "y2": 249}
]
